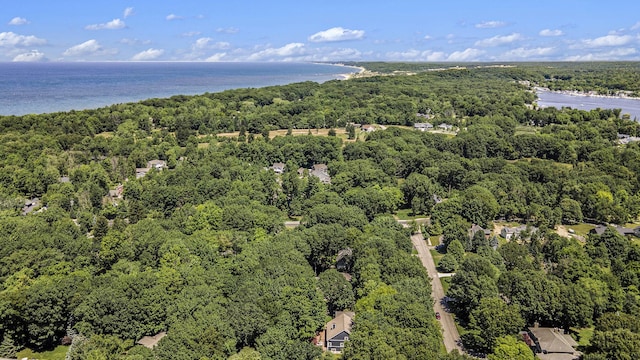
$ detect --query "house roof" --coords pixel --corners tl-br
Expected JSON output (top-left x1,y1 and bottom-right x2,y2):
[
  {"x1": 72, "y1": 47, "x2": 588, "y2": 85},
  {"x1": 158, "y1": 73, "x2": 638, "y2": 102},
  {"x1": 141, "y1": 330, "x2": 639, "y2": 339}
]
[
  {"x1": 529, "y1": 327, "x2": 578, "y2": 354},
  {"x1": 326, "y1": 312, "x2": 354, "y2": 341},
  {"x1": 312, "y1": 164, "x2": 328, "y2": 173},
  {"x1": 136, "y1": 331, "x2": 166, "y2": 349},
  {"x1": 336, "y1": 248, "x2": 353, "y2": 262}
]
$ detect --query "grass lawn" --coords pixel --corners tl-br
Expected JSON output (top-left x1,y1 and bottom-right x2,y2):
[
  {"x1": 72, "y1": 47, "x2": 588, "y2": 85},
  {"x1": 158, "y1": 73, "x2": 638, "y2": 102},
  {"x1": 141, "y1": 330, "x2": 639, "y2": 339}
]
[
  {"x1": 17, "y1": 345, "x2": 68, "y2": 360},
  {"x1": 430, "y1": 249, "x2": 444, "y2": 267},
  {"x1": 429, "y1": 235, "x2": 441, "y2": 247},
  {"x1": 440, "y1": 276, "x2": 452, "y2": 294},
  {"x1": 569, "y1": 223, "x2": 596, "y2": 236},
  {"x1": 514, "y1": 125, "x2": 539, "y2": 135},
  {"x1": 395, "y1": 208, "x2": 425, "y2": 220},
  {"x1": 571, "y1": 327, "x2": 594, "y2": 348}
]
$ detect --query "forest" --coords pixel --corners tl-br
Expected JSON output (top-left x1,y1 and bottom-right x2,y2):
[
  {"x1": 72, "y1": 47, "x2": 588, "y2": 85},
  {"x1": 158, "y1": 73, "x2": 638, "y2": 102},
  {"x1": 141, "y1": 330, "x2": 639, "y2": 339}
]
[{"x1": 0, "y1": 62, "x2": 639, "y2": 359}]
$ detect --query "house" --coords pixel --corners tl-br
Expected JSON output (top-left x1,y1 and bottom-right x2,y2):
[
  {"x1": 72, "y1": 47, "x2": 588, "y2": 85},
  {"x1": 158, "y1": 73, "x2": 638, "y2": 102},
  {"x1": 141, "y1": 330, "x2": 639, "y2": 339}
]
[
  {"x1": 108, "y1": 184, "x2": 124, "y2": 199},
  {"x1": 414, "y1": 122, "x2": 434, "y2": 131},
  {"x1": 136, "y1": 331, "x2": 167, "y2": 349},
  {"x1": 58, "y1": 176, "x2": 70, "y2": 183},
  {"x1": 500, "y1": 225, "x2": 537, "y2": 240},
  {"x1": 325, "y1": 311, "x2": 354, "y2": 353},
  {"x1": 437, "y1": 123, "x2": 453, "y2": 131},
  {"x1": 336, "y1": 248, "x2": 353, "y2": 271},
  {"x1": 310, "y1": 164, "x2": 331, "y2": 184},
  {"x1": 469, "y1": 224, "x2": 492, "y2": 239},
  {"x1": 617, "y1": 133, "x2": 640, "y2": 145},
  {"x1": 147, "y1": 159, "x2": 167, "y2": 170},
  {"x1": 528, "y1": 326, "x2": 580, "y2": 360},
  {"x1": 590, "y1": 224, "x2": 640, "y2": 237},
  {"x1": 362, "y1": 124, "x2": 376, "y2": 133},
  {"x1": 22, "y1": 198, "x2": 40, "y2": 215},
  {"x1": 271, "y1": 162, "x2": 286, "y2": 174}
]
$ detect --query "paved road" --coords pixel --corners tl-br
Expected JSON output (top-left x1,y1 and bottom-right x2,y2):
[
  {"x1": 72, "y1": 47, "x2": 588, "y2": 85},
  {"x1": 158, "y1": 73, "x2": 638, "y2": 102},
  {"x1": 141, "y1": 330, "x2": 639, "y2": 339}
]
[{"x1": 411, "y1": 232, "x2": 463, "y2": 354}]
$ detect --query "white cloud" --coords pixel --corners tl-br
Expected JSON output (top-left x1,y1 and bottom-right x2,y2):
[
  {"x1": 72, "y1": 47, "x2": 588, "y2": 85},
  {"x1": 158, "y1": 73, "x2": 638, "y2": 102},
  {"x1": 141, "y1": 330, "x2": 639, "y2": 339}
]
[
  {"x1": 216, "y1": 27, "x2": 239, "y2": 34},
  {"x1": 193, "y1": 38, "x2": 230, "y2": 50},
  {"x1": 85, "y1": 18, "x2": 126, "y2": 30},
  {"x1": 8, "y1": 17, "x2": 29, "y2": 26},
  {"x1": 539, "y1": 29, "x2": 564, "y2": 37},
  {"x1": 632, "y1": 22, "x2": 640, "y2": 31},
  {"x1": 475, "y1": 33, "x2": 523, "y2": 47},
  {"x1": 124, "y1": 7, "x2": 135, "y2": 18},
  {"x1": 447, "y1": 48, "x2": 484, "y2": 61},
  {"x1": 132, "y1": 48, "x2": 164, "y2": 61},
  {"x1": 0, "y1": 32, "x2": 46, "y2": 47},
  {"x1": 247, "y1": 42, "x2": 306, "y2": 61},
  {"x1": 386, "y1": 49, "x2": 446, "y2": 61},
  {"x1": 120, "y1": 38, "x2": 151, "y2": 45},
  {"x1": 63, "y1": 39, "x2": 117, "y2": 57},
  {"x1": 580, "y1": 34, "x2": 634, "y2": 48},
  {"x1": 206, "y1": 53, "x2": 227, "y2": 62},
  {"x1": 424, "y1": 35, "x2": 432, "y2": 40},
  {"x1": 565, "y1": 48, "x2": 637, "y2": 61},
  {"x1": 13, "y1": 50, "x2": 46, "y2": 62},
  {"x1": 182, "y1": 31, "x2": 201, "y2": 37},
  {"x1": 501, "y1": 47, "x2": 555, "y2": 59},
  {"x1": 308, "y1": 27, "x2": 365, "y2": 42},
  {"x1": 475, "y1": 21, "x2": 506, "y2": 29},
  {"x1": 166, "y1": 14, "x2": 184, "y2": 21}
]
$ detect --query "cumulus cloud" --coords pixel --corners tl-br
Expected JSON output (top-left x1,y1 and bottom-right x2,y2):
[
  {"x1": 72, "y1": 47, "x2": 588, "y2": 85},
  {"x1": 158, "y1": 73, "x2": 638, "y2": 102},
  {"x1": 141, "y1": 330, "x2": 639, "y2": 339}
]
[
  {"x1": 193, "y1": 38, "x2": 230, "y2": 50},
  {"x1": 216, "y1": 27, "x2": 239, "y2": 34},
  {"x1": 120, "y1": 38, "x2": 151, "y2": 45},
  {"x1": 565, "y1": 47, "x2": 637, "y2": 61},
  {"x1": 247, "y1": 42, "x2": 306, "y2": 61},
  {"x1": 475, "y1": 33, "x2": 523, "y2": 47},
  {"x1": 166, "y1": 14, "x2": 184, "y2": 21},
  {"x1": 0, "y1": 32, "x2": 46, "y2": 47},
  {"x1": 308, "y1": 27, "x2": 365, "y2": 42},
  {"x1": 386, "y1": 49, "x2": 446, "y2": 61},
  {"x1": 475, "y1": 21, "x2": 506, "y2": 29},
  {"x1": 580, "y1": 34, "x2": 634, "y2": 48},
  {"x1": 63, "y1": 39, "x2": 116, "y2": 57},
  {"x1": 539, "y1": 29, "x2": 564, "y2": 37},
  {"x1": 8, "y1": 17, "x2": 29, "y2": 26},
  {"x1": 501, "y1": 47, "x2": 555, "y2": 59},
  {"x1": 206, "y1": 53, "x2": 227, "y2": 62},
  {"x1": 132, "y1": 48, "x2": 164, "y2": 61},
  {"x1": 85, "y1": 18, "x2": 126, "y2": 30},
  {"x1": 447, "y1": 48, "x2": 484, "y2": 61},
  {"x1": 13, "y1": 50, "x2": 47, "y2": 62},
  {"x1": 124, "y1": 7, "x2": 135, "y2": 18}
]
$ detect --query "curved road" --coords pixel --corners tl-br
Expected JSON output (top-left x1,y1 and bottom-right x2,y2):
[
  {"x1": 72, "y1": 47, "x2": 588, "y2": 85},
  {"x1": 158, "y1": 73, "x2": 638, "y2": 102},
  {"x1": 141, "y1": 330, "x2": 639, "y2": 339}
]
[{"x1": 411, "y1": 232, "x2": 463, "y2": 354}]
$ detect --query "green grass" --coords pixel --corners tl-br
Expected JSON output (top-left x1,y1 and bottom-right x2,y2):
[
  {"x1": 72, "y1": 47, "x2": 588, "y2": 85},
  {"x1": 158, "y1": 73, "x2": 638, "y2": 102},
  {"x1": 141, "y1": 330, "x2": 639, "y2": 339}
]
[
  {"x1": 429, "y1": 235, "x2": 441, "y2": 247},
  {"x1": 514, "y1": 125, "x2": 539, "y2": 135},
  {"x1": 440, "y1": 276, "x2": 452, "y2": 294},
  {"x1": 571, "y1": 327, "x2": 594, "y2": 348},
  {"x1": 17, "y1": 345, "x2": 68, "y2": 360},
  {"x1": 395, "y1": 208, "x2": 425, "y2": 220},
  {"x1": 569, "y1": 223, "x2": 596, "y2": 236},
  {"x1": 430, "y1": 249, "x2": 444, "y2": 267}
]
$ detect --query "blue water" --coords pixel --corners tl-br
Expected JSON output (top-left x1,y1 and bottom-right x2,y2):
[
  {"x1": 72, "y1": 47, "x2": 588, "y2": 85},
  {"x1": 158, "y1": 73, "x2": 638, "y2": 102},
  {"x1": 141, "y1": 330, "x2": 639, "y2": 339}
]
[
  {"x1": 0, "y1": 62, "x2": 356, "y2": 116},
  {"x1": 536, "y1": 89, "x2": 640, "y2": 120}
]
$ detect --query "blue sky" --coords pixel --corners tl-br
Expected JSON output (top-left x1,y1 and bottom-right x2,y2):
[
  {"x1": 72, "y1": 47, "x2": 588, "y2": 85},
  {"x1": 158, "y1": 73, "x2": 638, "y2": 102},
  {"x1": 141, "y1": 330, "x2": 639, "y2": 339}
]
[{"x1": 2, "y1": 0, "x2": 640, "y2": 62}]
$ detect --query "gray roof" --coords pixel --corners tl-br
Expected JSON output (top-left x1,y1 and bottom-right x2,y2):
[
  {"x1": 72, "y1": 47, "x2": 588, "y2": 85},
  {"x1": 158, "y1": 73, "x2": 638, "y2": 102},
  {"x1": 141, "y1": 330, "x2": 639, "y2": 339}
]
[
  {"x1": 326, "y1": 312, "x2": 354, "y2": 341},
  {"x1": 529, "y1": 327, "x2": 578, "y2": 355}
]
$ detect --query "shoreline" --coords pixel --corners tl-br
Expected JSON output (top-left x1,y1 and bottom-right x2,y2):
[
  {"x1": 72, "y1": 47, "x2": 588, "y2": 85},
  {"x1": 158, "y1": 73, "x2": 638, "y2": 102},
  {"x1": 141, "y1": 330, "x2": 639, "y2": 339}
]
[{"x1": 534, "y1": 86, "x2": 640, "y2": 100}]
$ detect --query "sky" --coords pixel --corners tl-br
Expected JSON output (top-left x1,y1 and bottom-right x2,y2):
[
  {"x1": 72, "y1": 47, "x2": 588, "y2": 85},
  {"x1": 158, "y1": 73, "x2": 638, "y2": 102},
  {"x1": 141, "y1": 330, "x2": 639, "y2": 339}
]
[{"x1": 2, "y1": 0, "x2": 640, "y2": 62}]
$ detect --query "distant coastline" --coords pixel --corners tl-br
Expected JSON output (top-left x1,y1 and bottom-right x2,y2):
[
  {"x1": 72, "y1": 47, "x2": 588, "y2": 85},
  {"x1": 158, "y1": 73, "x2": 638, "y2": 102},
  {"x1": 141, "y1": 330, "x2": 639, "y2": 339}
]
[{"x1": 534, "y1": 86, "x2": 640, "y2": 101}]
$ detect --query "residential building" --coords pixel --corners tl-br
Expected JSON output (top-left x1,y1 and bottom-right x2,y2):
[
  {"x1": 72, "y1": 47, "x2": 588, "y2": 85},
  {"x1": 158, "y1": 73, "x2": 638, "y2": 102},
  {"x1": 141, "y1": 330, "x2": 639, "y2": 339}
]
[
  {"x1": 271, "y1": 162, "x2": 285, "y2": 174},
  {"x1": 414, "y1": 122, "x2": 434, "y2": 131},
  {"x1": 325, "y1": 311, "x2": 354, "y2": 353},
  {"x1": 136, "y1": 332, "x2": 167, "y2": 349},
  {"x1": 527, "y1": 326, "x2": 580, "y2": 360},
  {"x1": 362, "y1": 124, "x2": 376, "y2": 133},
  {"x1": 500, "y1": 225, "x2": 537, "y2": 240}
]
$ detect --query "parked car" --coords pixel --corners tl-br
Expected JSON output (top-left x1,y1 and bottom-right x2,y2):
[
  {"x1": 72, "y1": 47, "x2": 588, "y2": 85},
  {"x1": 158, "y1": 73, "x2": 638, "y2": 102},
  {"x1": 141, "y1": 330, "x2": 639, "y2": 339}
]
[{"x1": 435, "y1": 312, "x2": 441, "y2": 320}]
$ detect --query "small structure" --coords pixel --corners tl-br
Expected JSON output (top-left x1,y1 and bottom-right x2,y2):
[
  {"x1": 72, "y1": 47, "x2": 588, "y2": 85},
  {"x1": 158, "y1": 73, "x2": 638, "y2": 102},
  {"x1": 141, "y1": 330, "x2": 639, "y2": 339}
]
[
  {"x1": 325, "y1": 311, "x2": 354, "y2": 353},
  {"x1": 501, "y1": 225, "x2": 537, "y2": 240},
  {"x1": 271, "y1": 162, "x2": 286, "y2": 174},
  {"x1": 310, "y1": 164, "x2": 331, "y2": 184},
  {"x1": 58, "y1": 176, "x2": 71, "y2": 183},
  {"x1": 414, "y1": 122, "x2": 434, "y2": 131},
  {"x1": 437, "y1": 123, "x2": 453, "y2": 131},
  {"x1": 147, "y1": 159, "x2": 167, "y2": 170},
  {"x1": 469, "y1": 224, "x2": 492, "y2": 239},
  {"x1": 108, "y1": 184, "x2": 124, "y2": 199},
  {"x1": 590, "y1": 224, "x2": 640, "y2": 237},
  {"x1": 527, "y1": 326, "x2": 580, "y2": 360},
  {"x1": 336, "y1": 248, "x2": 353, "y2": 271},
  {"x1": 617, "y1": 134, "x2": 640, "y2": 145},
  {"x1": 362, "y1": 124, "x2": 376, "y2": 133},
  {"x1": 136, "y1": 331, "x2": 167, "y2": 349},
  {"x1": 22, "y1": 198, "x2": 40, "y2": 215}
]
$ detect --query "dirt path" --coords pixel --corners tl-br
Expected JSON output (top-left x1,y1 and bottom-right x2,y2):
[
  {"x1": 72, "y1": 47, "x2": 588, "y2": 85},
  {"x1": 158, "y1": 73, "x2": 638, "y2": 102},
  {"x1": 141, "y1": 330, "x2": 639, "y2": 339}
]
[{"x1": 411, "y1": 232, "x2": 463, "y2": 354}]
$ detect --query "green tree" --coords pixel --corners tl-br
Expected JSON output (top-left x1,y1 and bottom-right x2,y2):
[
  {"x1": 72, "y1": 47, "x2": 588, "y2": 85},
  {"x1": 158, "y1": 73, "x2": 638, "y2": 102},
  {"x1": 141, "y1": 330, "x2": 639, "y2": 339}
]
[{"x1": 487, "y1": 336, "x2": 534, "y2": 360}]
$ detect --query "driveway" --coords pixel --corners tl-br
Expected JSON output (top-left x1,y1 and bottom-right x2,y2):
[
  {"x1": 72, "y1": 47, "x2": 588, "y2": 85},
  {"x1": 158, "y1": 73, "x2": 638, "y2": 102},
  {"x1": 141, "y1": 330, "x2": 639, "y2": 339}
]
[{"x1": 411, "y1": 232, "x2": 463, "y2": 354}]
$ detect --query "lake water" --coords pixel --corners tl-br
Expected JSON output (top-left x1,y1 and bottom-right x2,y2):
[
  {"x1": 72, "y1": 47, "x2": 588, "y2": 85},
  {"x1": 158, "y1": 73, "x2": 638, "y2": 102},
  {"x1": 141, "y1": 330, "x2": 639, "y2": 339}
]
[
  {"x1": 0, "y1": 62, "x2": 356, "y2": 116},
  {"x1": 536, "y1": 89, "x2": 640, "y2": 120}
]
